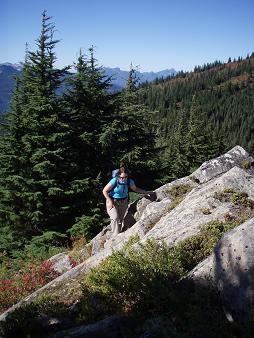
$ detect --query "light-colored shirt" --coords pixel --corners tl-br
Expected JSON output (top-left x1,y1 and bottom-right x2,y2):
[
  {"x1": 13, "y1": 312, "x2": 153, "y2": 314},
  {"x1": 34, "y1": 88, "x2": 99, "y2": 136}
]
[{"x1": 108, "y1": 177, "x2": 135, "y2": 199}]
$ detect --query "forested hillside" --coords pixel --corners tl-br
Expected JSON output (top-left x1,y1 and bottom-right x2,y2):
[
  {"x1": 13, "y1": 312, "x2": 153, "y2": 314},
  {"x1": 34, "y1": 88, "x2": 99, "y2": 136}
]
[{"x1": 138, "y1": 55, "x2": 254, "y2": 180}]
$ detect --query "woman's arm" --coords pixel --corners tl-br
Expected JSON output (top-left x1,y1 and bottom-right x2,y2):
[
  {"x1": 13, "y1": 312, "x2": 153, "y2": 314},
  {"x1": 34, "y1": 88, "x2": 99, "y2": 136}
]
[
  {"x1": 129, "y1": 183, "x2": 153, "y2": 195},
  {"x1": 102, "y1": 183, "x2": 114, "y2": 208}
]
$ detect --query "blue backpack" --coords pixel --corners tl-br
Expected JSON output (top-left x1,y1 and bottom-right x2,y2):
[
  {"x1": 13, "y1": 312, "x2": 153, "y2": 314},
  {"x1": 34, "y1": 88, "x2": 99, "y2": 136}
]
[{"x1": 112, "y1": 169, "x2": 120, "y2": 178}]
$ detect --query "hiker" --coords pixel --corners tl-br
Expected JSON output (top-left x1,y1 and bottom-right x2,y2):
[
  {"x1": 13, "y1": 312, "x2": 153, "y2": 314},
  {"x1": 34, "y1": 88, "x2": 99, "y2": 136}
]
[{"x1": 102, "y1": 167, "x2": 154, "y2": 237}]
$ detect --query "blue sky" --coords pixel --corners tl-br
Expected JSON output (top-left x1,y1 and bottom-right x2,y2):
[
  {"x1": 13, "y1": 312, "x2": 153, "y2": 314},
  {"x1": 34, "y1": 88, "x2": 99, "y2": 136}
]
[{"x1": 1, "y1": 0, "x2": 253, "y2": 72}]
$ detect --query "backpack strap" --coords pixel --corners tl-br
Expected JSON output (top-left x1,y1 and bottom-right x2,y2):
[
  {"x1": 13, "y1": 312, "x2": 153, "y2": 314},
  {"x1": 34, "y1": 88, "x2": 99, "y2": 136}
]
[
  {"x1": 110, "y1": 178, "x2": 131, "y2": 201},
  {"x1": 113, "y1": 178, "x2": 131, "y2": 188}
]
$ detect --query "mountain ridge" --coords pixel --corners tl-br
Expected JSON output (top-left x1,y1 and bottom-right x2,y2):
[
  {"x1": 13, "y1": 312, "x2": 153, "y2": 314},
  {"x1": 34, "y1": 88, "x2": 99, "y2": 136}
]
[{"x1": 0, "y1": 63, "x2": 177, "y2": 114}]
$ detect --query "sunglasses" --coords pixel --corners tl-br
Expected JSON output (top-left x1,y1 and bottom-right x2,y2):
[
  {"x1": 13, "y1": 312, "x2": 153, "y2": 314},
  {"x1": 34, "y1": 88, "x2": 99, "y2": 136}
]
[{"x1": 119, "y1": 175, "x2": 128, "y2": 179}]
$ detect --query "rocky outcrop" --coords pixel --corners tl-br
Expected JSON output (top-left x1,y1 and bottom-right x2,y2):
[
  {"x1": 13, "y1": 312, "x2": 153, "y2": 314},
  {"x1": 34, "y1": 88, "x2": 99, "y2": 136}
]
[
  {"x1": 142, "y1": 166, "x2": 254, "y2": 246},
  {"x1": 188, "y1": 217, "x2": 254, "y2": 321},
  {"x1": 1, "y1": 145, "x2": 254, "y2": 325},
  {"x1": 191, "y1": 145, "x2": 254, "y2": 183}
]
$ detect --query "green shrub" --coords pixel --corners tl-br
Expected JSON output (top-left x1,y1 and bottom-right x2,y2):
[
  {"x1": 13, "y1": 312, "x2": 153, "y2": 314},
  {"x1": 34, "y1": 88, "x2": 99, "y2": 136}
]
[
  {"x1": 67, "y1": 208, "x2": 107, "y2": 241},
  {"x1": 79, "y1": 219, "x2": 239, "y2": 323},
  {"x1": 25, "y1": 231, "x2": 68, "y2": 250},
  {"x1": 79, "y1": 239, "x2": 183, "y2": 322},
  {"x1": 129, "y1": 192, "x2": 141, "y2": 203},
  {"x1": 172, "y1": 220, "x2": 239, "y2": 271},
  {"x1": 0, "y1": 226, "x2": 25, "y2": 260},
  {"x1": 17, "y1": 231, "x2": 68, "y2": 262}
]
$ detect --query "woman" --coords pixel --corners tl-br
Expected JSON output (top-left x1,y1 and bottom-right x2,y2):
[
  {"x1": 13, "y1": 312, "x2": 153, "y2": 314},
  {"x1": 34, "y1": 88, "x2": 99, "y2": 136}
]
[{"x1": 102, "y1": 167, "x2": 154, "y2": 237}]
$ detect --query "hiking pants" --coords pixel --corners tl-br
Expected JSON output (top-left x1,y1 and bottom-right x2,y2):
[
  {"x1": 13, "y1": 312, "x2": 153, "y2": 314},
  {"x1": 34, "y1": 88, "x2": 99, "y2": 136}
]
[{"x1": 106, "y1": 198, "x2": 128, "y2": 237}]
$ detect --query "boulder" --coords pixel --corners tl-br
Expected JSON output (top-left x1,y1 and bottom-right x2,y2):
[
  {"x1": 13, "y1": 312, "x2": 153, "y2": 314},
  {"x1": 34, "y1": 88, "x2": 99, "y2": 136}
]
[
  {"x1": 191, "y1": 145, "x2": 254, "y2": 184},
  {"x1": 188, "y1": 218, "x2": 254, "y2": 321},
  {"x1": 48, "y1": 252, "x2": 73, "y2": 274}
]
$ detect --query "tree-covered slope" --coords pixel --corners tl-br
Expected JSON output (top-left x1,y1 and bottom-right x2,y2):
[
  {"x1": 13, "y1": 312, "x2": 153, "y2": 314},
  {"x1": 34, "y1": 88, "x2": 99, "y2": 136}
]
[{"x1": 139, "y1": 55, "x2": 254, "y2": 154}]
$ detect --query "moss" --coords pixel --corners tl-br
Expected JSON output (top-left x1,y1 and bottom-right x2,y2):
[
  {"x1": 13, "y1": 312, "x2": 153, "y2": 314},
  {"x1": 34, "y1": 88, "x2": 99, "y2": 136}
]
[
  {"x1": 214, "y1": 189, "x2": 254, "y2": 221},
  {"x1": 223, "y1": 187, "x2": 236, "y2": 194},
  {"x1": 242, "y1": 159, "x2": 251, "y2": 170},
  {"x1": 223, "y1": 212, "x2": 236, "y2": 222},
  {"x1": 200, "y1": 207, "x2": 212, "y2": 215},
  {"x1": 169, "y1": 184, "x2": 193, "y2": 199},
  {"x1": 172, "y1": 220, "x2": 240, "y2": 271},
  {"x1": 166, "y1": 184, "x2": 193, "y2": 214},
  {"x1": 213, "y1": 187, "x2": 235, "y2": 202},
  {"x1": 230, "y1": 192, "x2": 254, "y2": 208}
]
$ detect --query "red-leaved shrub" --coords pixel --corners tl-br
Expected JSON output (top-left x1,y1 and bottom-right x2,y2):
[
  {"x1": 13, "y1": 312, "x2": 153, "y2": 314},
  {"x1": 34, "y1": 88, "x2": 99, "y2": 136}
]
[{"x1": 0, "y1": 260, "x2": 60, "y2": 313}]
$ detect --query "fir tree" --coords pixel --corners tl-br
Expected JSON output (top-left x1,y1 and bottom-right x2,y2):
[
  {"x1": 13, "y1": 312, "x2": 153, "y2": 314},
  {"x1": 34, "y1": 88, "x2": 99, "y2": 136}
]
[
  {"x1": 171, "y1": 109, "x2": 190, "y2": 178},
  {"x1": 99, "y1": 65, "x2": 158, "y2": 186},
  {"x1": 62, "y1": 48, "x2": 112, "y2": 239},
  {"x1": 0, "y1": 11, "x2": 70, "y2": 240},
  {"x1": 186, "y1": 95, "x2": 211, "y2": 171}
]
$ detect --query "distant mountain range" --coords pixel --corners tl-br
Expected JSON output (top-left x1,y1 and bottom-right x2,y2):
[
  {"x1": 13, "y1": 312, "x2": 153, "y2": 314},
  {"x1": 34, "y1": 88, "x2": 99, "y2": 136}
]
[{"x1": 0, "y1": 63, "x2": 176, "y2": 115}]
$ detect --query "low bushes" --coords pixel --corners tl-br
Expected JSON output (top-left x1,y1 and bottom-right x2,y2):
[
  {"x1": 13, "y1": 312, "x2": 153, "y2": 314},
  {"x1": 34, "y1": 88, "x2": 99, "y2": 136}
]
[
  {"x1": 0, "y1": 259, "x2": 60, "y2": 313},
  {"x1": 79, "y1": 219, "x2": 240, "y2": 322}
]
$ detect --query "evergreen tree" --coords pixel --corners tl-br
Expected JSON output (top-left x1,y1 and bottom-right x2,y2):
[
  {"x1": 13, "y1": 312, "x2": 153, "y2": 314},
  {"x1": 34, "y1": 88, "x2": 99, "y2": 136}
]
[
  {"x1": 62, "y1": 48, "x2": 112, "y2": 239},
  {"x1": 99, "y1": 65, "x2": 158, "y2": 187},
  {"x1": 186, "y1": 95, "x2": 211, "y2": 171},
  {"x1": 0, "y1": 11, "x2": 70, "y2": 241},
  {"x1": 171, "y1": 109, "x2": 190, "y2": 178}
]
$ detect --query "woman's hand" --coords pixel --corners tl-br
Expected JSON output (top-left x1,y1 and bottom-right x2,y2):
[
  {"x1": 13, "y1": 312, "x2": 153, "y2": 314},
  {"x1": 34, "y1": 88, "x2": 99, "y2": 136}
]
[
  {"x1": 106, "y1": 198, "x2": 114, "y2": 210},
  {"x1": 144, "y1": 191, "x2": 156, "y2": 200},
  {"x1": 145, "y1": 190, "x2": 154, "y2": 196}
]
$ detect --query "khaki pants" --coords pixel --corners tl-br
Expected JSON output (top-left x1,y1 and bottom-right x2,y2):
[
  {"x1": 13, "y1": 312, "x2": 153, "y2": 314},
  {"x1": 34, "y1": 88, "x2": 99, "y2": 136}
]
[{"x1": 106, "y1": 198, "x2": 128, "y2": 237}]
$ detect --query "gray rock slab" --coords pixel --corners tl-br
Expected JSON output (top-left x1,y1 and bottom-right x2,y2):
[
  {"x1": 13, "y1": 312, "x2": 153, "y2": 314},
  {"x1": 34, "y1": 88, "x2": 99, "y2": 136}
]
[
  {"x1": 191, "y1": 145, "x2": 254, "y2": 184},
  {"x1": 142, "y1": 166, "x2": 254, "y2": 246},
  {"x1": 188, "y1": 218, "x2": 254, "y2": 320}
]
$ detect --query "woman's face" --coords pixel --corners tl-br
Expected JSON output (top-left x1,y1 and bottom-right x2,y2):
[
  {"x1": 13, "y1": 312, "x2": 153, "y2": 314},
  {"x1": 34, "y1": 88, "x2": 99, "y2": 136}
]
[{"x1": 119, "y1": 172, "x2": 128, "y2": 183}]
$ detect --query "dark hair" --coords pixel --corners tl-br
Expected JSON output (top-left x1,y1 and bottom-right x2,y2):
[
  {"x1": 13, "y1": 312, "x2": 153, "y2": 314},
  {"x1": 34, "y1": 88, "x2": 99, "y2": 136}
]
[{"x1": 119, "y1": 166, "x2": 130, "y2": 176}]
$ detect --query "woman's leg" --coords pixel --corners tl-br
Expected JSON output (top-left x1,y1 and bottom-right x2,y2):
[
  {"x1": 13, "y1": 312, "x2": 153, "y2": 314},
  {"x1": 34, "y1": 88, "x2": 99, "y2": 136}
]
[
  {"x1": 106, "y1": 201, "x2": 120, "y2": 237},
  {"x1": 117, "y1": 199, "x2": 129, "y2": 232}
]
